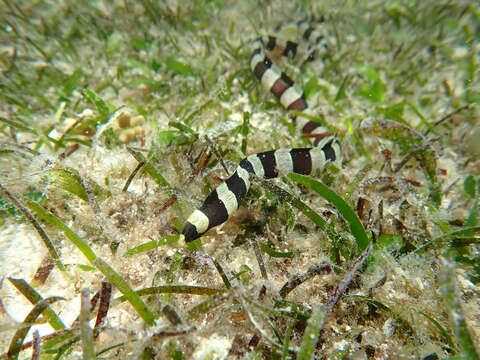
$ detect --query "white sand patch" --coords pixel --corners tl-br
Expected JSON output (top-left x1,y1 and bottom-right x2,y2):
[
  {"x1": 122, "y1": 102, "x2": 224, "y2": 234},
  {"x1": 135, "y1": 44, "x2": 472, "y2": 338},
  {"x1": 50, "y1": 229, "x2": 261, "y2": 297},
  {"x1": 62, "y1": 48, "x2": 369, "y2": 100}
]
[{"x1": 192, "y1": 333, "x2": 232, "y2": 360}]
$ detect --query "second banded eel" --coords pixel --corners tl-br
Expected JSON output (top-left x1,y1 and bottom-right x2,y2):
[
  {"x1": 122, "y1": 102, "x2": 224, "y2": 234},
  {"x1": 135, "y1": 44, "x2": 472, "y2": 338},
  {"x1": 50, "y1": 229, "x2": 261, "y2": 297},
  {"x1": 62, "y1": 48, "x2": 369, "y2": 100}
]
[{"x1": 182, "y1": 18, "x2": 341, "y2": 243}]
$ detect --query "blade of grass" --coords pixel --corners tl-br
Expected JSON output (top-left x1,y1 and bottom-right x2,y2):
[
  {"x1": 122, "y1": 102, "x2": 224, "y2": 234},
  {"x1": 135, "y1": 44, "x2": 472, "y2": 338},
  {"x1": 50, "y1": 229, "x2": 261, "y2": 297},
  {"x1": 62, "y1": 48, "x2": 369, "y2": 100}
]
[
  {"x1": 0, "y1": 329, "x2": 73, "y2": 359},
  {"x1": 81, "y1": 89, "x2": 110, "y2": 123},
  {"x1": 190, "y1": 251, "x2": 232, "y2": 288},
  {"x1": 413, "y1": 226, "x2": 480, "y2": 254},
  {"x1": 27, "y1": 201, "x2": 96, "y2": 262},
  {"x1": 94, "y1": 342, "x2": 128, "y2": 357},
  {"x1": 0, "y1": 183, "x2": 65, "y2": 271},
  {"x1": 48, "y1": 334, "x2": 80, "y2": 358},
  {"x1": 259, "y1": 242, "x2": 294, "y2": 259},
  {"x1": 97, "y1": 258, "x2": 157, "y2": 325},
  {"x1": 165, "y1": 58, "x2": 194, "y2": 76},
  {"x1": 45, "y1": 167, "x2": 110, "y2": 202},
  {"x1": 35, "y1": 330, "x2": 76, "y2": 357},
  {"x1": 123, "y1": 235, "x2": 180, "y2": 257},
  {"x1": 464, "y1": 201, "x2": 479, "y2": 227},
  {"x1": 169, "y1": 121, "x2": 196, "y2": 136},
  {"x1": 0, "y1": 116, "x2": 35, "y2": 133},
  {"x1": 252, "y1": 240, "x2": 268, "y2": 279},
  {"x1": 7, "y1": 297, "x2": 65, "y2": 360},
  {"x1": 240, "y1": 111, "x2": 250, "y2": 155},
  {"x1": 7, "y1": 278, "x2": 66, "y2": 331},
  {"x1": 260, "y1": 179, "x2": 341, "y2": 245},
  {"x1": 297, "y1": 304, "x2": 325, "y2": 360},
  {"x1": 182, "y1": 99, "x2": 215, "y2": 125},
  {"x1": 187, "y1": 294, "x2": 228, "y2": 320},
  {"x1": 346, "y1": 294, "x2": 411, "y2": 330},
  {"x1": 211, "y1": 257, "x2": 232, "y2": 289},
  {"x1": 115, "y1": 285, "x2": 226, "y2": 302},
  {"x1": 126, "y1": 146, "x2": 170, "y2": 187},
  {"x1": 245, "y1": 297, "x2": 310, "y2": 322},
  {"x1": 26, "y1": 201, "x2": 156, "y2": 326},
  {"x1": 288, "y1": 173, "x2": 370, "y2": 250},
  {"x1": 334, "y1": 75, "x2": 350, "y2": 102},
  {"x1": 274, "y1": 300, "x2": 312, "y2": 322},
  {"x1": 122, "y1": 161, "x2": 145, "y2": 192},
  {"x1": 439, "y1": 258, "x2": 479, "y2": 359},
  {"x1": 413, "y1": 309, "x2": 455, "y2": 350}
]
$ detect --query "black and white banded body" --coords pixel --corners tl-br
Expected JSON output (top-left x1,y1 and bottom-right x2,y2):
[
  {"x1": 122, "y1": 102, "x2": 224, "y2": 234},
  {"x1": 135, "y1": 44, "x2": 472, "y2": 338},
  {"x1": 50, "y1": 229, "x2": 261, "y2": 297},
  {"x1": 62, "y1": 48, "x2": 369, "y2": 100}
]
[
  {"x1": 182, "y1": 20, "x2": 341, "y2": 243},
  {"x1": 182, "y1": 138, "x2": 340, "y2": 242},
  {"x1": 271, "y1": 16, "x2": 330, "y2": 65}
]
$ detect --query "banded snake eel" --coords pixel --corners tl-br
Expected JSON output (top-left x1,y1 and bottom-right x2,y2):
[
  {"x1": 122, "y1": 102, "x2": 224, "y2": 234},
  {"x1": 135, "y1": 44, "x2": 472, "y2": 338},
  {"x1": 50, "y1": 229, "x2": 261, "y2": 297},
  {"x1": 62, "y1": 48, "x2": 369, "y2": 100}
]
[{"x1": 182, "y1": 18, "x2": 342, "y2": 243}]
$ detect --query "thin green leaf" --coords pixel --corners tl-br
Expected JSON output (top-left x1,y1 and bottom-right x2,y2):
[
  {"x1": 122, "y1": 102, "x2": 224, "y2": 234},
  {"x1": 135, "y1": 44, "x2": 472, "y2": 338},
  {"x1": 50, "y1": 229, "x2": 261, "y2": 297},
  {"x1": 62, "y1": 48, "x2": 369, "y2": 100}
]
[
  {"x1": 169, "y1": 121, "x2": 196, "y2": 136},
  {"x1": 355, "y1": 63, "x2": 385, "y2": 103},
  {"x1": 187, "y1": 295, "x2": 226, "y2": 320},
  {"x1": 241, "y1": 111, "x2": 250, "y2": 155},
  {"x1": 41, "y1": 330, "x2": 77, "y2": 354},
  {"x1": 165, "y1": 58, "x2": 194, "y2": 76},
  {"x1": 288, "y1": 173, "x2": 370, "y2": 250},
  {"x1": 93, "y1": 258, "x2": 156, "y2": 326},
  {"x1": 212, "y1": 257, "x2": 232, "y2": 289},
  {"x1": 26, "y1": 202, "x2": 156, "y2": 326},
  {"x1": 182, "y1": 99, "x2": 215, "y2": 125},
  {"x1": 27, "y1": 201, "x2": 97, "y2": 262},
  {"x1": 347, "y1": 294, "x2": 413, "y2": 333},
  {"x1": 45, "y1": 167, "x2": 110, "y2": 202},
  {"x1": 81, "y1": 89, "x2": 110, "y2": 123},
  {"x1": 440, "y1": 258, "x2": 479, "y2": 359},
  {"x1": 62, "y1": 69, "x2": 83, "y2": 98},
  {"x1": 413, "y1": 309, "x2": 455, "y2": 350},
  {"x1": 414, "y1": 226, "x2": 480, "y2": 254},
  {"x1": 157, "y1": 130, "x2": 186, "y2": 146},
  {"x1": 8, "y1": 278, "x2": 66, "y2": 331},
  {"x1": 347, "y1": 295, "x2": 398, "y2": 316},
  {"x1": 0, "y1": 117, "x2": 35, "y2": 133},
  {"x1": 123, "y1": 235, "x2": 180, "y2": 257},
  {"x1": 304, "y1": 76, "x2": 319, "y2": 98},
  {"x1": 274, "y1": 300, "x2": 312, "y2": 322},
  {"x1": 259, "y1": 242, "x2": 294, "y2": 258},
  {"x1": 297, "y1": 305, "x2": 325, "y2": 360},
  {"x1": 465, "y1": 201, "x2": 479, "y2": 227},
  {"x1": 0, "y1": 184, "x2": 65, "y2": 271},
  {"x1": 126, "y1": 147, "x2": 170, "y2": 187},
  {"x1": 7, "y1": 297, "x2": 65, "y2": 360},
  {"x1": 334, "y1": 75, "x2": 350, "y2": 102},
  {"x1": 261, "y1": 179, "x2": 340, "y2": 244},
  {"x1": 116, "y1": 285, "x2": 226, "y2": 302}
]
